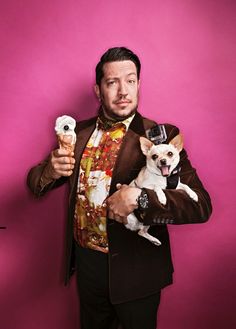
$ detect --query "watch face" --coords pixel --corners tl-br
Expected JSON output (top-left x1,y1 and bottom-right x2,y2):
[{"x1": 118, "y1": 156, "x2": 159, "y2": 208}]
[{"x1": 139, "y1": 191, "x2": 149, "y2": 209}]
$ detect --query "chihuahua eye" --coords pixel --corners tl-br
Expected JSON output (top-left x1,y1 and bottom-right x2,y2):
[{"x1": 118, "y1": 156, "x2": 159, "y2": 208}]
[
  {"x1": 152, "y1": 154, "x2": 158, "y2": 160},
  {"x1": 167, "y1": 151, "x2": 173, "y2": 157}
]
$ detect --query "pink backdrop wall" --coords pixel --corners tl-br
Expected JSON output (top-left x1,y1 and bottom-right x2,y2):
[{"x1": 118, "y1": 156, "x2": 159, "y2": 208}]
[{"x1": 1, "y1": 0, "x2": 235, "y2": 328}]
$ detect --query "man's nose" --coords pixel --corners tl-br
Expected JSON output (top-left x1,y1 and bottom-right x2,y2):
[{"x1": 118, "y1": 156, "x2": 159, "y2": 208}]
[{"x1": 118, "y1": 81, "x2": 128, "y2": 96}]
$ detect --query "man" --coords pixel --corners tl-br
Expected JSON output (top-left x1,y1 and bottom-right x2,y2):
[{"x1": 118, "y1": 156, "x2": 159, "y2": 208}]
[{"x1": 27, "y1": 47, "x2": 212, "y2": 329}]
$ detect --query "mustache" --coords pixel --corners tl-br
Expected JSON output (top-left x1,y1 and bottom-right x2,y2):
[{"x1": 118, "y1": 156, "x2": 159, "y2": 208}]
[{"x1": 113, "y1": 97, "x2": 132, "y2": 104}]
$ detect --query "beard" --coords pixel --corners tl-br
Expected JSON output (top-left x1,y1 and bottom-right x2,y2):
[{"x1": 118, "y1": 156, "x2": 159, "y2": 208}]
[
  {"x1": 100, "y1": 96, "x2": 139, "y2": 122},
  {"x1": 102, "y1": 105, "x2": 138, "y2": 121}
]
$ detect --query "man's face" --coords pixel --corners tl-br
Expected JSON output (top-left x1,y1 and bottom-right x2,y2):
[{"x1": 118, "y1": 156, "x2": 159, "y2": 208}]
[{"x1": 95, "y1": 60, "x2": 140, "y2": 121}]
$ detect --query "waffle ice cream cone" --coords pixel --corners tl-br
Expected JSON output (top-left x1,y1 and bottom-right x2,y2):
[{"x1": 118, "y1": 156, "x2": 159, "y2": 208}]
[{"x1": 55, "y1": 115, "x2": 76, "y2": 153}]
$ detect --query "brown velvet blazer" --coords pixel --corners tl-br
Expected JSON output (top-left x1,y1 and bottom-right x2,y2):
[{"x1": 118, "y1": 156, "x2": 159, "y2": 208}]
[{"x1": 27, "y1": 112, "x2": 212, "y2": 304}]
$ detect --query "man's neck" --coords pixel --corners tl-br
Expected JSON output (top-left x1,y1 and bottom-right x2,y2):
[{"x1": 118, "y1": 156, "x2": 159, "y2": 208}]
[{"x1": 100, "y1": 107, "x2": 137, "y2": 123}]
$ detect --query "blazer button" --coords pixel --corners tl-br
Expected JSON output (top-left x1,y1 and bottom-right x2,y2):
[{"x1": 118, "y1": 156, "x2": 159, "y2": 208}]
[
  {"x1": 111, "y1": 253, "x2": 119, "y2": 258},
  {"x1": 108, "y1": 221, "x2": 115, "y2": 226}
]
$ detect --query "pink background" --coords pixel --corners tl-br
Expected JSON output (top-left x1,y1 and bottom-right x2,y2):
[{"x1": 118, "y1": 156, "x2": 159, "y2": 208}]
[{"x1": 1, "y1": 0, "x2": 235, "y2": 328}]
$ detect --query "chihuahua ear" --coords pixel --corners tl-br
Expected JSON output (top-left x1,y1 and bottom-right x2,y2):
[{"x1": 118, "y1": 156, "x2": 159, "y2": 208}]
[
  {"x1": 140, "y1": 137, "x2": 154, "y2": 155},
  {"x1": 169, "y1": 134, "x2": 184, "y2": 152}
]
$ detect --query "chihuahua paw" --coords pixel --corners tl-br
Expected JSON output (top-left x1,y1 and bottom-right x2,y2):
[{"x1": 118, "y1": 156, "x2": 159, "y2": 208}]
[
  {"x1": 157, "y1": 192, "x2": 167, "y2": 205},
  {"x1": 190, "y1": 191, "x2": 198, "y2": 202},
  {"x1": 126, "y1": 213, "x2": 141, "y2": 231}
]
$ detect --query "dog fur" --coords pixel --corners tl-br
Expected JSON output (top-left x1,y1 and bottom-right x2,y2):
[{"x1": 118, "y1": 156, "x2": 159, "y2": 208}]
[{"x1": 125, "y1": 134, "x2": 198, "y2": 246}]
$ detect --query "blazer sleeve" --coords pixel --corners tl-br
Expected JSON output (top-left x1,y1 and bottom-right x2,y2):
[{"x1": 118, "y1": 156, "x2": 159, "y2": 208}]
[
  {"x1": 27, "y1": 156, "x2": 68, "y2": 197},
  {"x1": 26, "y1": 117, "x2": 96, "y2": 198},
  {"x1": 139, "y1": 125, "x2": 212, "y2": 226}
]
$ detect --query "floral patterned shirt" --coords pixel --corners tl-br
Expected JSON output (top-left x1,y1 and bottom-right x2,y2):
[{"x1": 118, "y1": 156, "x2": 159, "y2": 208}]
[{"x1": 73, "y1": 115, "x2": 134, "y2": 253}]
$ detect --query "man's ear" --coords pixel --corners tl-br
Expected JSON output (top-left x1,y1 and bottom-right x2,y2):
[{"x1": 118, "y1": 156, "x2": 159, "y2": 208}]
[
  {"x1": 94, "y1": 84, "x2": 101, "y2": 101},
  {"x1": 140, "y1": 137, "x2": 153, "y2": 156},
  {"x1": 169, "y1": 134, "x2": 184, "y2": 152}
]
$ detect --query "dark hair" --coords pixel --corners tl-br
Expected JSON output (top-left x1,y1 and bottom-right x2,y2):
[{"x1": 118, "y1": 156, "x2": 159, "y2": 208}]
[{"x1": 95, "y1": 47, "x2": 141, "y2": 85}]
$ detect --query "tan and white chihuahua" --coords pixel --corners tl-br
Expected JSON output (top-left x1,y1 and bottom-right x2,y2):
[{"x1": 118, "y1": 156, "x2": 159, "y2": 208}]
[{"x1": 126, "y1": 134, "x2": 198, "y2": 246}]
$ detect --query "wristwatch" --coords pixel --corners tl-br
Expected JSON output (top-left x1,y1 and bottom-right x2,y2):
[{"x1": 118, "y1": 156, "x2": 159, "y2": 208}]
[{"x1": 137, "y1": 188, "x2": 149, "y2": 210}]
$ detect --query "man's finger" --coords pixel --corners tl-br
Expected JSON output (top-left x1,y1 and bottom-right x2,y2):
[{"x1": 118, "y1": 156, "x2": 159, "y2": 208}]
[
  {"x1": 116, "y1": 183, "x2": 128, "y2": 190},
  {"x1": 56, "y1": 169, "x2": 73, "y2": 177},
  {"x1": 53, "y1": 148, "x2": 73, "y2": 157},
  {"x1": 107, "y1": 209, "x2": 114, "y2": 219},
  {"x1": 57, "y1": 157, "x2": 74, "y2": 164}
]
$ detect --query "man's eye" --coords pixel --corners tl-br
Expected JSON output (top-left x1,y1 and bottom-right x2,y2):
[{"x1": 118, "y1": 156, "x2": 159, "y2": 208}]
[
  {"x1": 128, "y1": 80, "x2": 136, "y2": 84},
  {"x1": 107, "y1": 81, "x2": 116, "y2": 86}
]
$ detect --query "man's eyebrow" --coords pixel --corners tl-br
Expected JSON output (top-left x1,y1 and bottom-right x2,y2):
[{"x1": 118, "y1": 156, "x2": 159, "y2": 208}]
[
  {"x1": 105, "y1": 77, "x2": 119, "y2": 81},
  {"x1": 105, "y1": 72, "x2": 137, "y2": 80}
]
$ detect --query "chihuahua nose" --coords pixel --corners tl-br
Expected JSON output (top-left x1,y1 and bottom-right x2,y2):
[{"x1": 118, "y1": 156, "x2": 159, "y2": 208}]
[{"x1": 160, "y1": 159, "x2": 167, "y2": 165}]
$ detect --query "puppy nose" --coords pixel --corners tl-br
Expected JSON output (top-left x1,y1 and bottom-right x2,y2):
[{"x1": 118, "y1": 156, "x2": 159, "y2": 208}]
[{"x1": 160, "y1": 159, "x2": 167, "y2": 165}]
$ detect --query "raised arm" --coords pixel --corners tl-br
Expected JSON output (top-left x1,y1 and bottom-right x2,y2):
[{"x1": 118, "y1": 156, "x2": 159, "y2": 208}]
[
  {"x1": 27, "y1": 148, "x2": 75, "y2": 197},
  {"x1": 106, "y1": 124, "x2": 212, "y2": 226}
]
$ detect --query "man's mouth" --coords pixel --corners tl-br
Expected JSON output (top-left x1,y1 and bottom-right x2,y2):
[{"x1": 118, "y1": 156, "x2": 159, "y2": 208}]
[
  {"x1": 159, "y1": 165, "x2": 170, "y2": 177},
  {"x1": 114, "y1": 100, "x2": 131, "y2": 105}
]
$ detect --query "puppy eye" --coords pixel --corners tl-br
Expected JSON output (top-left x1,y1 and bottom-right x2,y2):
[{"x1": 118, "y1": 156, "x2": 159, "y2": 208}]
[
  {"x1": 167, "y1": 151, "x2": 173, "y2": 157},
  {"x1": 152, "y1": 154, "x2": 158, "y2": 160}
]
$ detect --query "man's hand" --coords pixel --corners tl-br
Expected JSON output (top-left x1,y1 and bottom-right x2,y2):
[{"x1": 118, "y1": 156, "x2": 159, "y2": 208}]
[
  {"x1": 106, "y1": 184, "x2": 141, "y2": 224},
  {"x1": 43, "y1": 149, "x2": 75, "y2": 181}
]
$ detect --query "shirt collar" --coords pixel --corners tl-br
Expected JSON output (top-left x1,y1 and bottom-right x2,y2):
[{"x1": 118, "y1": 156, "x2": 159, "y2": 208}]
[{"x1": 97, "y1": 111, "x2": 135, "y2": 131}]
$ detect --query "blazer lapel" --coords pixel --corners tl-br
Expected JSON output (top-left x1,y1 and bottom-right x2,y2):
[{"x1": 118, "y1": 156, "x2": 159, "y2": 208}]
[{"x1": 109, "y1": 112, "x2": 146, "y2": 194}]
